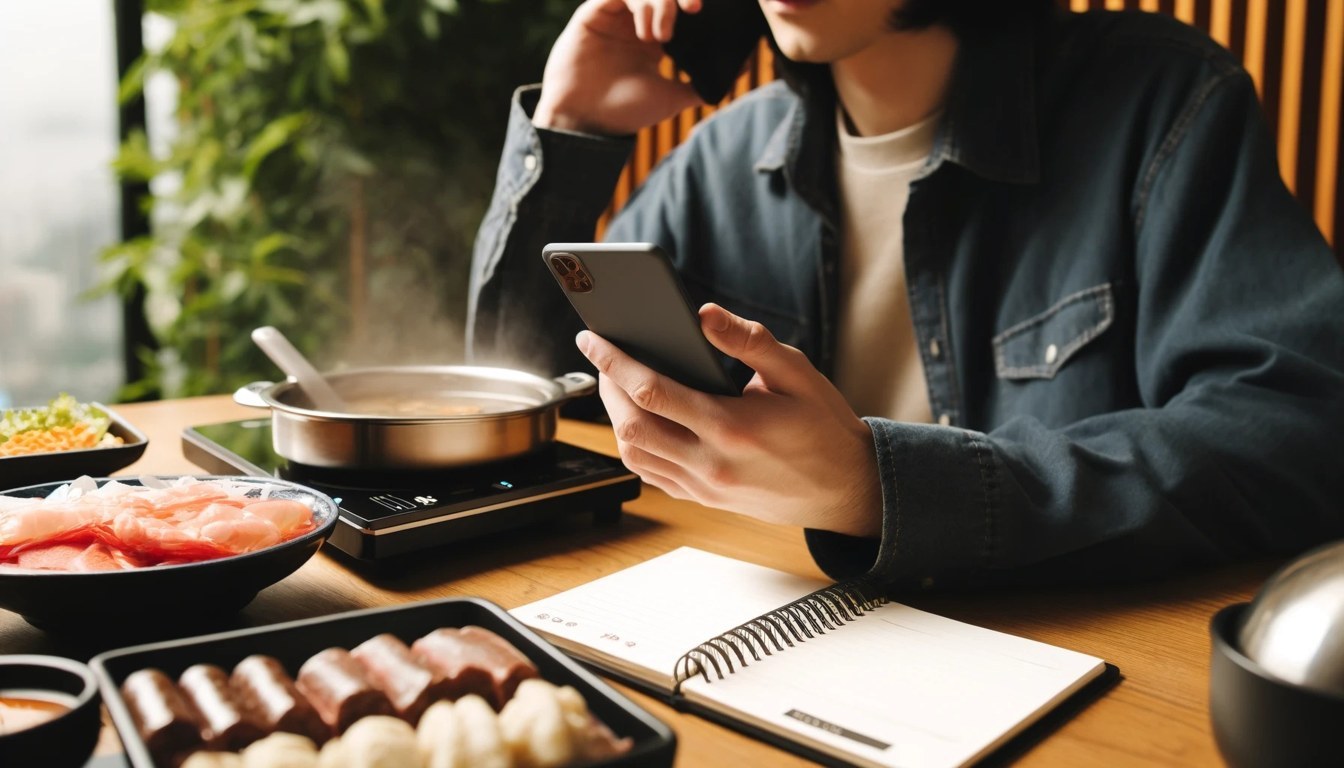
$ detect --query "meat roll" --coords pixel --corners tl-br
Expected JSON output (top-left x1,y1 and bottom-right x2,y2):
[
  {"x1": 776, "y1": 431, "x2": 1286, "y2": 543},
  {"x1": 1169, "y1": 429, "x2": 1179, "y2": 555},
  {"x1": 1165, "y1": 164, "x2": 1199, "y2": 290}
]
[
  {"x1": 121, "y1": 667, "x2": 204, "y2": 768},
  {"x1": 231, "y1": 655, "x2": 328, "y2": 745},
  {"x1": 296, "y1": 648, "x2": 394, "y2": 734},
  {"x1": 411, "y1": 626, "x2": 538, "y2": 709},
  {"x1": 349, "y1": 633, "x2": 451, "y2": 724},
  {"x1": 179, "y1": 664, "x2": 265, "y2": 752}
]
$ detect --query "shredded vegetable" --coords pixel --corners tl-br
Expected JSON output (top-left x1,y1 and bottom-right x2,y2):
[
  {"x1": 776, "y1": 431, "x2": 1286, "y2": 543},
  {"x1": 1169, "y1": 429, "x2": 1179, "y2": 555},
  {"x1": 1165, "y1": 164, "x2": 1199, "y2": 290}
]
[{"x1": 0, "y1": 394, "x2": 124, "y2": 457}]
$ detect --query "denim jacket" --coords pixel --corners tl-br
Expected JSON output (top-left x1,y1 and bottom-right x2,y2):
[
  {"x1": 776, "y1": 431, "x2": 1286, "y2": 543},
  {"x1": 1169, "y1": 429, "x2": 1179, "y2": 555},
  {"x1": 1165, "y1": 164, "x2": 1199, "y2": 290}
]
[{"x1": 467, "y1": 10, "x2": 1344, "y2": 590}]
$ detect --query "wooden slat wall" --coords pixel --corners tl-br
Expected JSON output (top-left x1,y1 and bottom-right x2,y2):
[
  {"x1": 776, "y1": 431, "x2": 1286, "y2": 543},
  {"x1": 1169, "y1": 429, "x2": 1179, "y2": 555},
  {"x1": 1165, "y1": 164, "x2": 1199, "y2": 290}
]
[{"x1": 598, "y1": 2, "x2": 1343, "y2": 265}]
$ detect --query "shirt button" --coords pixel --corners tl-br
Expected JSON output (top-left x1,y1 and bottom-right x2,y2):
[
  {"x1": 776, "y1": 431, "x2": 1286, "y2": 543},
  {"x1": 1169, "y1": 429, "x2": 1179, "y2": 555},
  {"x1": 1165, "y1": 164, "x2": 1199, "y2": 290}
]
[
  {"x1": 522, "y1": 153, "x2": 538, "y2": 171},
  {"x1": 928, "y1": 339, "x2": 941, "y2": 359},
  {"x1": 937, "y1": 413, "x2": 951, "y2": 427},
  {"x1": 1044, "y1": 343, "x2": 1058, "y2": 365}
]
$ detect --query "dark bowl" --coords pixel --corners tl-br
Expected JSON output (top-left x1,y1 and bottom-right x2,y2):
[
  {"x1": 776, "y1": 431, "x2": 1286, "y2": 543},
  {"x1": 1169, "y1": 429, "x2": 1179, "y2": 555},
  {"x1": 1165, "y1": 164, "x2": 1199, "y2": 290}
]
[
  {"x1": 1210, "y1": 603, "x2": 1344, "y2": 767},
  {"x1": 0, "y1": 406, "x2": 148, "y2": 492},
  {"x1": 91, "y1": 597, "x2": 675, "y2": 768},
  {"x1": 0, "y1": 654, "x2": 101, "y2": 768},
  {"x1": 0, "y1": 476, "x2": 338, "y2": 631}
]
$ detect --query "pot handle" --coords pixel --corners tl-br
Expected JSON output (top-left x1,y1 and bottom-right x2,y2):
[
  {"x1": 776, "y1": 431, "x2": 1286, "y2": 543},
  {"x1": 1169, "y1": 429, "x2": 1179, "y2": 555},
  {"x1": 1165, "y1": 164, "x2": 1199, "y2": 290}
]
[
  {"x1": 554, "y1": 372, "x2": 597, "y2": 399},
  {"x1": 233, "y1": 381, "x2": 274, "y2": 409}
]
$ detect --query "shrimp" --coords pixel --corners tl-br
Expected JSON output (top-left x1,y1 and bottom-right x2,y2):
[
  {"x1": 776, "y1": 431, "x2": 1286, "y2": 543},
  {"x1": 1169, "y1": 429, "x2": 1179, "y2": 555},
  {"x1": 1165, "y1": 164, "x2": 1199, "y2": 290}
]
[
  {"x1": 199, "y1": 516, "x2": 282, "y2": 553},
  {"x1": 242, "y1": 499, "x2": 315, "y2": 536},
  {"x1": 0, "y1": 501, "x2": 103, "y2": 550},
  {"x1": 105, "y1": 513, "x2": 233, "y2": 561},
  {"x1": 162, "y1": 502, "x2": 284, "y2": 552},
  {"x1": 145, "y1": 483, "x2": 237, "y2": 520},
  {"x1": 67, "y1": 541, "x2": 130, "y2": 572}
]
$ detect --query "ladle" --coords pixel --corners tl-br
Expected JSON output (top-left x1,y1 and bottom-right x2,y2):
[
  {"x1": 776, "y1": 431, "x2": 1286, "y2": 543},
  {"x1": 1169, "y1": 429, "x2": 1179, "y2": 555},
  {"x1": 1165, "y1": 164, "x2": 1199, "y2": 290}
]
[{"x1": 251, "y1": 326, "x2": 348, "y2": 413}]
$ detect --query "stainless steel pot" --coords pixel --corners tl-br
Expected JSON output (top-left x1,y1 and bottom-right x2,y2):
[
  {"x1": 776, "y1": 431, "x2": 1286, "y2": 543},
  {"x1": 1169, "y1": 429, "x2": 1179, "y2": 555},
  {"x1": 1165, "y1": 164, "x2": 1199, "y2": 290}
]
[{"x1": 234, "y1": 366, "x2": 596, "y2": 470}]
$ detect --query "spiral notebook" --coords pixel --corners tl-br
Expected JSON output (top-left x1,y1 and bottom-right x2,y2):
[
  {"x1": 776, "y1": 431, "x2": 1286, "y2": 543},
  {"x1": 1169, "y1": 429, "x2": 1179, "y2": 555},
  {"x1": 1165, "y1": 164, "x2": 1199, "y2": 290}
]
[{"x1": 512, "y1": 547, "x2": 1113, "y2": 768}]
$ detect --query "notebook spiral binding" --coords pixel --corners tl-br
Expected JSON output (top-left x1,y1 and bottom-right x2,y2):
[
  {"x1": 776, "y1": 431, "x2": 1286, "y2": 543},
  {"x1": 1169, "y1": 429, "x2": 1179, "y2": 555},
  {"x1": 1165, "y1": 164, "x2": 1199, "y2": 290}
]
[{"x1": 671, "y1": 578, "x2": 888, "y2": 694}]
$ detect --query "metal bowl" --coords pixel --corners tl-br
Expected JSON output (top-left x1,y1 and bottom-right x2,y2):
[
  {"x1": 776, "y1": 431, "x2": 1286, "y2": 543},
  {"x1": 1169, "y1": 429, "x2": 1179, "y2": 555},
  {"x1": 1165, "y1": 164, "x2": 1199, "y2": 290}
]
[
  {"x1": 1209, "y1": 539, "x2": 1344, "y2": 767},
  {"x1": 235, "y1": 366, "x2": 596, "y2": 470},
  {"x1": 1238, "y1": 539, "x2": 1344, "y2": 695}
]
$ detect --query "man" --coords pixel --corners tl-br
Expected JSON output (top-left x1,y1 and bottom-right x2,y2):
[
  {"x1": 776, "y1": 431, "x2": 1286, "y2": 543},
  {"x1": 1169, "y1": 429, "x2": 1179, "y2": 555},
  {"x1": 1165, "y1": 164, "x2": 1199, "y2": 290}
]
[{"x1": 466, "y1": 0, "x2": 1344, "y2": 590}]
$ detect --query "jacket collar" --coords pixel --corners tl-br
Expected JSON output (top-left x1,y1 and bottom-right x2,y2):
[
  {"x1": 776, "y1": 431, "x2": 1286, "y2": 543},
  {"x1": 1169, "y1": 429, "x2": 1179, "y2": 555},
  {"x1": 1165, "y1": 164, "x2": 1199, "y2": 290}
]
[
  {"x1": 756, "y1": 19, "x2": 1042, "y2": 189},
  {"x1": 938, "y1": 22, "x2": 1041, "y2": 184}
]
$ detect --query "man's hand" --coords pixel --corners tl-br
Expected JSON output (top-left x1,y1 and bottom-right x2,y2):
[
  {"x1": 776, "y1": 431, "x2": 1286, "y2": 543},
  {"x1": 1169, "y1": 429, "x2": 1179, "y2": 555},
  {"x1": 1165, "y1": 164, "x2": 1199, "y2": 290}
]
[
  {"x1": 576, "y1": 303, "x2": 883, "y2": 537},
  {"x1": 534, "y1": 0, "x2": 705, "y2": 136}
]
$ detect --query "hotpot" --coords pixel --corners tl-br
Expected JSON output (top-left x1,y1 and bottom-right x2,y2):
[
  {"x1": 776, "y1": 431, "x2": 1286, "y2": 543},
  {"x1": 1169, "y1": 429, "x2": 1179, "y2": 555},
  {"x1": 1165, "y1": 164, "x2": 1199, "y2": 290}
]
[{"x1": 234, "y1": 365, "x2": 595, "y2": 470}]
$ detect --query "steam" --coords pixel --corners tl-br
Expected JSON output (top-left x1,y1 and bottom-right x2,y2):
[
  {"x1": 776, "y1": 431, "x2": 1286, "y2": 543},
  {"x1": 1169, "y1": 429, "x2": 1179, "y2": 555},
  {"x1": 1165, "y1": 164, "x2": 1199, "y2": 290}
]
[{"x1": 307, "y1": 145, "x2": 490, "y2": 374}]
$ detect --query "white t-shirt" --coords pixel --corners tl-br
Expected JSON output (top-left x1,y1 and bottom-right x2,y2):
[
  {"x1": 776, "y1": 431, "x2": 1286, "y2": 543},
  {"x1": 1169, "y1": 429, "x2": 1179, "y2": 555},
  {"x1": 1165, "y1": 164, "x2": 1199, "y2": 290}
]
[{"x1": 833, "y1": 107, "x2": 939, "y2": 424}]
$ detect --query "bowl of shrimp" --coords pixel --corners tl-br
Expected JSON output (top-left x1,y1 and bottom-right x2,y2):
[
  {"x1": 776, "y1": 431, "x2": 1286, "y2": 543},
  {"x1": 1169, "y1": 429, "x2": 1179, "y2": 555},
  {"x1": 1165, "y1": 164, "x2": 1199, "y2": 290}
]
[{"x1": 0, "y1": 475, "x2": 338, "y2": 631}]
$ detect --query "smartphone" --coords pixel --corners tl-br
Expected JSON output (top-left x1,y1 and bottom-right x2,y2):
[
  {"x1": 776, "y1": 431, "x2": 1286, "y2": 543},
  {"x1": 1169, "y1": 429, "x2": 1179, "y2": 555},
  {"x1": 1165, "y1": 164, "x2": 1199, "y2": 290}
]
[
  {"x1": 663, "y1": 0, "x2": 769, "y2": 104},
  {"x1": 543, "y1": 242, "x2": 740, "y2": 396}
]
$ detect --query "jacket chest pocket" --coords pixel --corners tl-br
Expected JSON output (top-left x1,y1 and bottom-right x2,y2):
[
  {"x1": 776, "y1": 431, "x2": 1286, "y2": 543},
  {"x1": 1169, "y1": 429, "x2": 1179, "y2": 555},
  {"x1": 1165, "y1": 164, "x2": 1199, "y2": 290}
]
[{"x1": 993, "y1": 283, "x2": 1114, "y2": 380}]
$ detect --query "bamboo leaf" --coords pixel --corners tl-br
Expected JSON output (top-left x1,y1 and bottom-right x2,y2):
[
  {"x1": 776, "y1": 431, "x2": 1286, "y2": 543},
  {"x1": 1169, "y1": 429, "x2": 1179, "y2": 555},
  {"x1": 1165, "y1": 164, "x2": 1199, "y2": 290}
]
[
  {"x1": 249, "y1": 232, "x2": 297, "y2": 262},
  {"x1": 118, "y1": 54, "x2": 150, "y2": 104},
  {"x1": 358, "y1": 0, "x2": 387, "y2": 29},
  {"x1": 241, "y1": 112, "x2": 310, "y2": 179},
  {"x1": 266, "y1": 0, "x2": 344, "y2": 27},
  {"x1": 323, "y1": 35, "x2": 350, "y2": 83},
  {"x1": 219, "y1": 270, "x2": 249, "y2": 302},
  {"x1": 419, "y1": 7, "x2": 440, "y2": 38},
  {"x1": 110, "y1": 130, "x2": 161, "y2": 181}
]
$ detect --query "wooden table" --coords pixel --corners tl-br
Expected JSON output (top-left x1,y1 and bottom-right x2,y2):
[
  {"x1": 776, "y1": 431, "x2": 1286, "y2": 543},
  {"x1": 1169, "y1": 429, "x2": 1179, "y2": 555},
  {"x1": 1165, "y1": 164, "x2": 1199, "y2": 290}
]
[{"x1": 0, "y1": 395, "x2": 1277, "y2": 766}]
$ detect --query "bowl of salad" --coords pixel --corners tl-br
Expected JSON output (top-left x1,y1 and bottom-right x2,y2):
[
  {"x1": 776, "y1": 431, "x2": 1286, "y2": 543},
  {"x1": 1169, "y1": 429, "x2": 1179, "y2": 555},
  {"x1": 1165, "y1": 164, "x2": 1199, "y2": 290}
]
[{"x1": 0, "y1": 394, "x2": 148, "y2": 491}]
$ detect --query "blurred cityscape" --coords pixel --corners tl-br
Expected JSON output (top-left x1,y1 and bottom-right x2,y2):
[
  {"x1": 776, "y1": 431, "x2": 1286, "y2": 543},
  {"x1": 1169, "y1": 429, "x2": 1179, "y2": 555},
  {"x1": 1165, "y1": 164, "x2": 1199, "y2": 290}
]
[{"x1": 0, "y1": 2, "x2": 123, "y2": 409}]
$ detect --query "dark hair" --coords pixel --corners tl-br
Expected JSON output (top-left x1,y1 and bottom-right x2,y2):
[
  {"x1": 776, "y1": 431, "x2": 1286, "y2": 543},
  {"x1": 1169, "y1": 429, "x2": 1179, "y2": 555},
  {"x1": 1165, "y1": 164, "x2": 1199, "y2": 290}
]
[{"x1": 771, "y1": 0, "x2": 1059, "y2": 99}]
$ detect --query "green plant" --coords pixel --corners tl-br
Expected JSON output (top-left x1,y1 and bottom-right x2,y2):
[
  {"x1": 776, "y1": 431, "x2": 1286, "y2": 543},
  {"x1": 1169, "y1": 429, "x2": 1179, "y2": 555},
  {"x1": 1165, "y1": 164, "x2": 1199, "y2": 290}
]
[{"x1": 104, "y1": 0, "x2": 579, "y2": 399}]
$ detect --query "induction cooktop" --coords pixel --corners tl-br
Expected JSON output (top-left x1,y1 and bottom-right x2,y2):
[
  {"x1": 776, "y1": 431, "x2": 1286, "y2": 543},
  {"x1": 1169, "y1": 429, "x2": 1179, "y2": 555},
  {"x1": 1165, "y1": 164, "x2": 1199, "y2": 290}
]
[{"x1": 181, "y1": 419, "x2": 641, "y2": 561}]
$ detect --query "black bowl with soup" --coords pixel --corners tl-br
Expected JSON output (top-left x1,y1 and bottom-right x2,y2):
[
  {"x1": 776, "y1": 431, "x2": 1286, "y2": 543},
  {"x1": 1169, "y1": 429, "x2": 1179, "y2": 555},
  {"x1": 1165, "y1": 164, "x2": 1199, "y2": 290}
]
[{"x1": 0, "y1": 655, "x2": 101, "y2": 768}]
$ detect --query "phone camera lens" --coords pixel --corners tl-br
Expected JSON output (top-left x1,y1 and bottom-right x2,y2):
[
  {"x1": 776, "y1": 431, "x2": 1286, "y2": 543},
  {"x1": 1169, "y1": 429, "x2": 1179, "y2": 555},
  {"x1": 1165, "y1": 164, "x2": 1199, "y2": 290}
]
[{"x1": 550, "y1": 253, "x2": 593, "y2": 292}]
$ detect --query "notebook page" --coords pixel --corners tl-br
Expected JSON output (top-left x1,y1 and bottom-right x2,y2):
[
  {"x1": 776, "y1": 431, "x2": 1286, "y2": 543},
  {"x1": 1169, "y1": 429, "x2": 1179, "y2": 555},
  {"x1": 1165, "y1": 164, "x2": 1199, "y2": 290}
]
[
  {"x1": 680, "y1": 601, "x2": 1106, "y2": 768},
  {"x1": 511, "y1": 547, "x2": 828, "y2": 684}
]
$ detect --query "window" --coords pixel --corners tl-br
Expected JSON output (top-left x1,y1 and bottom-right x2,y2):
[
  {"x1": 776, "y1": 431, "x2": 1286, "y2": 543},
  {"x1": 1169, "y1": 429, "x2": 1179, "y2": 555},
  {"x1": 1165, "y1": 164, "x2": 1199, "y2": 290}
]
[{"x1": 0, "y1": 1, "x2": 124, "y2": 408}]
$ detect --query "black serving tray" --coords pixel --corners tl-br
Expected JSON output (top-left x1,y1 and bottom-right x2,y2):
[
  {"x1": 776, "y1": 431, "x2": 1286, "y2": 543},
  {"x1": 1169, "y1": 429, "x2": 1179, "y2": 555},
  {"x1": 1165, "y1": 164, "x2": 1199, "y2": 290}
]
[
  {"x1": 90, "y1": 597, "x2": 676, "y2": 768},
  {"x1": 0, "y1": 405, "x2": 148, "y2": 491}
]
